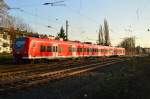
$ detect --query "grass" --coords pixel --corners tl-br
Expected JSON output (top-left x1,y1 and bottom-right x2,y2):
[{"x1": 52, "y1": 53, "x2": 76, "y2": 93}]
[{"x1": 0, "y1": 54, "x2": 13, "y2": 62}]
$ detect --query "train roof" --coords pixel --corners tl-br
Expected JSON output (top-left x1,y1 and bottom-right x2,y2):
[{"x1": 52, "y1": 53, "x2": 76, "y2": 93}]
[{"x1": 24, "y1": 37, "x2": 125, "y2": 49}]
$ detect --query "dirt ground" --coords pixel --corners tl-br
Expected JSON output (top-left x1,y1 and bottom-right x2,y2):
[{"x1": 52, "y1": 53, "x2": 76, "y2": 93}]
[{"x1": 1, "y1": 56, "x2": 150, "y2": 99}]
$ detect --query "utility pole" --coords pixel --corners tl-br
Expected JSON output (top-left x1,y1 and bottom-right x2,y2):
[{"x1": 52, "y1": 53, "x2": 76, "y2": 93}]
[{"x1": 66, "y1": 20, "x2": 69, "y2": 41}]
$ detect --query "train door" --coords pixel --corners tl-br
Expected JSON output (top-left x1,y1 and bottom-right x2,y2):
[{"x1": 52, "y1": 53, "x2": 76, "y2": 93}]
[
  {"x1": 98, "y1": 48, "x2": 101, "y2": 56},
  {"x1": 72, "y1": 45, "x2": 77, "y2": 57},
  {"x1": 52, "y1": 44, "x2": 58, "y2": 58},
  {"x1": 29, "y1": 41, "x2": 36, "y2": 57}
]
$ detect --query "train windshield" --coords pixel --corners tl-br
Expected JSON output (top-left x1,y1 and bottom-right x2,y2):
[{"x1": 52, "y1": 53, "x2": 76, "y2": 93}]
[{"x1": 14, "y1": 38, "x2": 26, "y2": 50}]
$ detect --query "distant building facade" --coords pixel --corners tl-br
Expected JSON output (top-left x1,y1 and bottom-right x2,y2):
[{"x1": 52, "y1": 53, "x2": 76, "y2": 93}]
[
  {"x1": 0, "y1": 31, "x2": 11, "y2": 53},
  {"x1": 143, "y1": 48, "x2": 150, "y2": 54}
]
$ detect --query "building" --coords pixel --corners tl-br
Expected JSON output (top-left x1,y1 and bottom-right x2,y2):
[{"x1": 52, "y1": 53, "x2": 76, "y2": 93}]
[
  {"x1": 0, "y1": 26, "x2": 56, "y2": 54},
  {"x1": 0, "y1": 31, "x2": 11, "y2": 53},
  {"x1": 143, "y1": 48, "x2": 150, "y2": 54}
]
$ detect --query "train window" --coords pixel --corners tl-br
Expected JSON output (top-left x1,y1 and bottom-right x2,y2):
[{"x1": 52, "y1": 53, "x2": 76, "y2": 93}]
[
  {"x1": 58, "y1": 46, "x2": 61, "y2": 52},
  {"x1": 81, "y1": 48, "x2": 83, "y2": 52},
  {"x1": 90, "y1": 48, "x2": 91, "y2": 52},
  {"x1": 14, "y1": 38, "x2": 26, "y2": 49},
  {"x1": 69, "y1": 47, "x2": 72, "y2": 52},
  {"x1": 77, "y1": 48, "x2": 79, "y2": 52},
  {"x1": 100, "y1": 49, "x2": 102, "y2": 52},
  {"x1": 78, "y1": 48, "x2": 82, "y2": 52},
  {"x1": 106, "y1": 49, "x2": 108, "y2": 52},
  {"x1": 40, "y1": 46, "x2": 46, "y2": 52},
  {"x1": 103, "y1": 49, "x2": 104, "y2": 52},
  {"x1": 32, "y1": 42, "x2": 36, "y2": 47},
  {"x1": 61, "y1": 47, "x2": 64, "y2": 52},
  {"x1": 52, "y1": 46, "x2": 55, "y2": 52},
  {"x1": 109, "y1": 50, "x2": 111, "y2": 53},
  {"x1": 87, "y1": 48, "x2": 89, "y2": 52},
  {"x1": 72, "y1": 48, "x2": 76, "y2": 52},
  {"x1": 58, "y1": 47, "x2": 64, "y2": 52},
  {"x1": 56, "y1": 46, "x2": 58, "y2": 52},
  {"x1": 96, "y1": 49, "x2": 98, "y2": 52},
  {"x1": 79, "y1": 48, "x2": 81, "y2": 52},
  {"x1": 83, "y1": 48, "x2": 86, "y2": 52},
  {"x1": 72, "y1": 48, "x2": 74, "y2": 52},
  {"x1": 89, "y1": 48, "x2": 91, "y2": 52},
  {"x1": 77, "y1": 48, "x2": 81, "y2": 52},
  {"x1": 75, "y1": 48, "x2": 77, "y2": 52},
  {"x1": 92, "y1": 49, "x2": 94, "y2": 52},
  {"x1": 90, "y1": 48, "x2": 92, "y2": 52},
  {"x1": 52, "y1": 46, "x2": 58, "y2": 52},
  {"x1": 47, "y1": 46, "x2": 52, "y2": 52}
]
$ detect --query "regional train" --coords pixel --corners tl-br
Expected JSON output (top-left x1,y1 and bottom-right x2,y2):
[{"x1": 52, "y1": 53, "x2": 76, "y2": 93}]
[{"x1": 13, "y1": 37, "x2": 125, "y2": 60}]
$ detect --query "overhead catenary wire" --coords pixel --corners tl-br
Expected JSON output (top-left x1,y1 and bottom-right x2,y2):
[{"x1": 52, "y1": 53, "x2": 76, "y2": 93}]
[
  {"x1": 12, "y1": 8, "x2": 60, "y2": 31},
  {"x1": 12, "y1": 8, "x2": 85, "y2": 36},
  {"x1": 9, "y1": 0, "x2": 99, "y2": 42},
  {"x1": 15, "y1": 8, "x2": 88, "y2": 39},
  {"x1": 64, "y1": 5, "x2": 99, "y2": 26}
]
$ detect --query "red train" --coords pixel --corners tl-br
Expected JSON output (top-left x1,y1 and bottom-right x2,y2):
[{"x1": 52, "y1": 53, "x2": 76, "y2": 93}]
[{"x1": 13, "y1": 37, "x2": 125, "y2": 60}]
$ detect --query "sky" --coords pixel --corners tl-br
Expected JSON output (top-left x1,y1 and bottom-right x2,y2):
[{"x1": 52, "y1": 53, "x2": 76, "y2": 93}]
[{"x1": 5, "y1": 0, "x2": 150, "y2": 47}]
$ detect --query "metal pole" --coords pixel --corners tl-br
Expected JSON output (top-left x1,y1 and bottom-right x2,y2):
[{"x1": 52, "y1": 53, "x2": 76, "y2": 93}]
[{"x1": 66, "y1": 20, "x2": 68, "y2": 40}]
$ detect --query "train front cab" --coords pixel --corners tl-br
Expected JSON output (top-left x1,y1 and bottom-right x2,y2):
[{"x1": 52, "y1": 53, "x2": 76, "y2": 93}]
[{"x1": 13, "y1": 37, "x2": 29, "y2": 62}]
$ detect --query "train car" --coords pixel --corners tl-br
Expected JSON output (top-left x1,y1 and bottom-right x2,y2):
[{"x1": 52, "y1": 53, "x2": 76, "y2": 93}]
[{"x1": 13, "y1": 37, "x2": 125, "y2": 60}]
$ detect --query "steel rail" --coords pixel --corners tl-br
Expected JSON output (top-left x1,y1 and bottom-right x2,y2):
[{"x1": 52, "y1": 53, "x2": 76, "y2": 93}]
[
  {"x1": 0, "y1": 58, "x2": 108, "y2": 80},
  {"x1": 0, "y1": 59, "x2": 126, "y2": 93}
]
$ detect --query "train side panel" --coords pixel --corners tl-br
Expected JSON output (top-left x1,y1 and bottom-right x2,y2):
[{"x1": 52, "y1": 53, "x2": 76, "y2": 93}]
[{"x1": 13, "y1": 37, "x2": 125, "y2": 60}]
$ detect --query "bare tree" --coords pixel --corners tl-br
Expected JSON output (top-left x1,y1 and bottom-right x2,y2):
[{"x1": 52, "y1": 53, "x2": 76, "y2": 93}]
[
  {"x1": 119, "y1": 37, "x2": 136, "y2": 55},
  {"x1": 13, "y1": 17, "x2": 32, "y2": 32},
  {"x1": 0, "y1": 0, "x2": 13, "y2": 28},
  {"x1": 0, "y1": 0, "x2": 32, "y2": 32},
  {"x1": 119, "y1": 37, "x2": 135, "y2": 49},
  {"x1": 98, "y1": 25, "x2": 105, "y2": 45},
  {"x1": 104, "y1": 19, "x2": 111, "y2": 46}
]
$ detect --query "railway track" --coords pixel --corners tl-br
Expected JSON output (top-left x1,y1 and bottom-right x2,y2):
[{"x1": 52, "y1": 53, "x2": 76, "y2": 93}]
[
  {"x1": 0, "y1": 57, "x2": 113, "y2": 80},
  {"x1": 0, "y1": 57, "x2": 120, "y2": 73},
  {"x1": 0, "y1": 58, "x2": 127, "y2": 94},
  {"x1": 0, "y1": 57, "x2": 98, "y2": 72}
]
